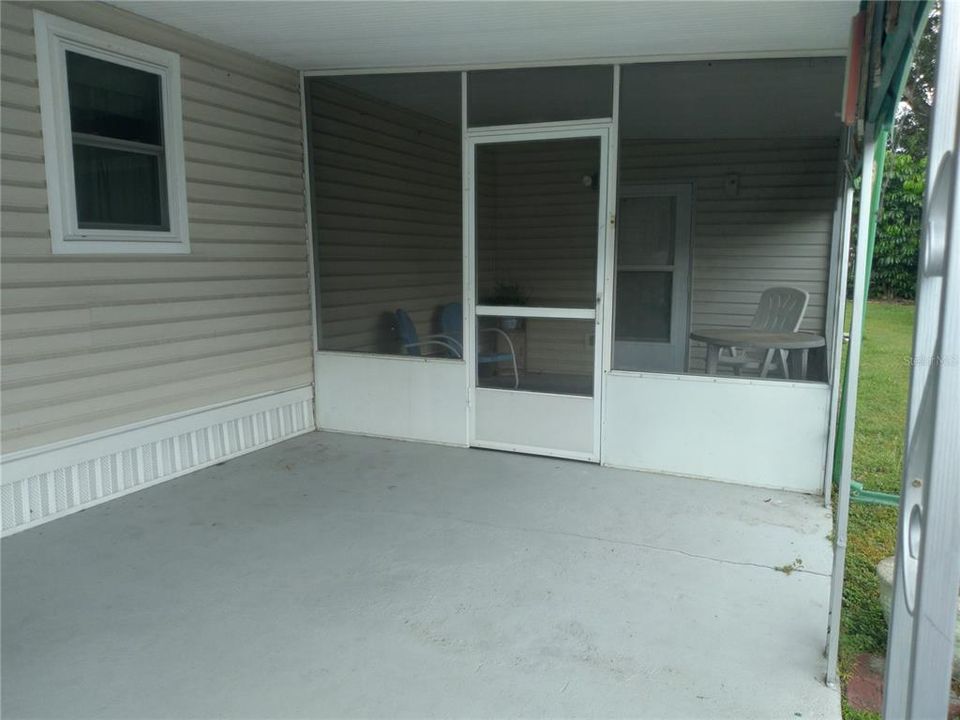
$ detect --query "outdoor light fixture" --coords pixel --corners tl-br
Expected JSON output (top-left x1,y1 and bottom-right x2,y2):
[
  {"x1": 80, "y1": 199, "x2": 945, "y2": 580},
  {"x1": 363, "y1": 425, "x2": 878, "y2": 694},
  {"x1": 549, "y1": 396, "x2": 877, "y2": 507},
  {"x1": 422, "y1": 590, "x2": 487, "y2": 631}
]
[{"x1": 724, "y1": 173, "x2": 740, "y2": 197}]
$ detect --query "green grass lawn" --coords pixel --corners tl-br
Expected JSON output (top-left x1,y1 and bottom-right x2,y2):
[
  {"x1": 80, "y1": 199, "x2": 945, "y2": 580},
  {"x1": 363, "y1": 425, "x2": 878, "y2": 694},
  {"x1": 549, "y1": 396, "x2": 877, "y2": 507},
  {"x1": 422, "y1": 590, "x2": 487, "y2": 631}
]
[{"x1": 839, "y1": 300, "x2": 915, "y2": 719}]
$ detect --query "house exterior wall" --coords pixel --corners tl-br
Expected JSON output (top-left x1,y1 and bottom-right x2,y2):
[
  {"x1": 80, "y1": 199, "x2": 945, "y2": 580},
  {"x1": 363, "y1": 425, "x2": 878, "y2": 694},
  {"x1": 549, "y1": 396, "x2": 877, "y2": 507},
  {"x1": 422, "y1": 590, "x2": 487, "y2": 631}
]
[
  {"x1": 307, "y1": 78, "x2": 462, "y2": 353},
  {"x1": 1, "y1": 2, "x2": 315, "y2": 533},
  {"x1": 1, "y1": 1, "x2": 314, "y2": 453}
]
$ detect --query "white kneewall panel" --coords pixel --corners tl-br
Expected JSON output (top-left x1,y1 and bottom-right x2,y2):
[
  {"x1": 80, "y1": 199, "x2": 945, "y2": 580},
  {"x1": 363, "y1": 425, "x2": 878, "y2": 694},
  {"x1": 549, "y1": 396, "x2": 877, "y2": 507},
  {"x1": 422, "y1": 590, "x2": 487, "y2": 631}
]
[
  {"x1": 314, "y1": 353, "x2": 468, "y2": 445},
  {"x1": 601, "y1": 373, "x2": 829, "y2": 492},
  {"x1": 473, "y1": 388, "x2": 594, "y2": 459}
]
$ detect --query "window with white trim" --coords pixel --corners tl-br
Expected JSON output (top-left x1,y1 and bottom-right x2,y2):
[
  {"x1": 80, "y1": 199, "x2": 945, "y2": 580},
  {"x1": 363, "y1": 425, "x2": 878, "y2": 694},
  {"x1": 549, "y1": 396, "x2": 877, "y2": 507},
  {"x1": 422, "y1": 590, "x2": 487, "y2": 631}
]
[{"x1": 34, "y1": 12, "x2": 189, "y2": 254}]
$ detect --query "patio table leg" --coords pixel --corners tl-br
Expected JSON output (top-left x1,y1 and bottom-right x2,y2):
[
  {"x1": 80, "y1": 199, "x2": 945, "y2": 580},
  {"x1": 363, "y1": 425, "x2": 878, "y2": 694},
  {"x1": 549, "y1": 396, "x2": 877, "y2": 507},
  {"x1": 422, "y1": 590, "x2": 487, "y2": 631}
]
[
  {"x1": 759, "y1": 348, "x2": 776, "y2": 378},
  {"x1": 705, "y1": 343, "x2": 720, "y2": 374},
  {"x1": 778, "y1": 349, "x2": 791, "y2": 380},
  {"x1": 785, "y1": 348, "x2": 808, "y2": 379}
]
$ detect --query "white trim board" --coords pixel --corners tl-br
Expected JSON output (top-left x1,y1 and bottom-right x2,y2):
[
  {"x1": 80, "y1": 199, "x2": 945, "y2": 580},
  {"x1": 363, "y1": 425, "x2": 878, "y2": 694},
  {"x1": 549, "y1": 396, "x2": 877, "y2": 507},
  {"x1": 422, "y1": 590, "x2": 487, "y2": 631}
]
[
  {"x1": 1, "y1": 387, "x2": 315, "y2": 536},
  {"x1": 475, "y1": 306, "x2": 596, "y2": 320},
  {"x1": 300, "y1": 50, "x2": 848, "y2": 76}
]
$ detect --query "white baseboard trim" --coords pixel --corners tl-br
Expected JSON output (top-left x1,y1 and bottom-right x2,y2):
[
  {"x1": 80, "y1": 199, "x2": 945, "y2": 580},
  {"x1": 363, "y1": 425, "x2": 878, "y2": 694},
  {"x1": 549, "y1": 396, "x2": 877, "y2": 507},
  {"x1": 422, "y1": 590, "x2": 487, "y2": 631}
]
[{"x1": 1, "y1": 386, "x2": 315, "y2": 536}]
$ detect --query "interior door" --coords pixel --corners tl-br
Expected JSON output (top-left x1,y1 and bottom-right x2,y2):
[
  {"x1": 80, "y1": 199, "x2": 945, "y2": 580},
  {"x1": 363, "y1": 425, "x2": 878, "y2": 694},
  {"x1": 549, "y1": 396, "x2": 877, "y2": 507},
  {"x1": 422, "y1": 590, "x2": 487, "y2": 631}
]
[
  {"x1": 612, "y1": 185, "x2": 692, "y2": 373},
  {"x1": 466, "y1": 128, "x2": 608, "y2": 461}
]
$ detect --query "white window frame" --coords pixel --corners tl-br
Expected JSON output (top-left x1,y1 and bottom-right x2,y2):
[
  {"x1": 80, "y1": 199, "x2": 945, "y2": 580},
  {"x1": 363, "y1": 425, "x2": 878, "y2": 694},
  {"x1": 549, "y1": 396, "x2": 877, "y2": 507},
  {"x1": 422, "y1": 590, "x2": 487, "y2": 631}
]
[{"x1": 34, "y1": 11, "x2": 189, "y2": 255}]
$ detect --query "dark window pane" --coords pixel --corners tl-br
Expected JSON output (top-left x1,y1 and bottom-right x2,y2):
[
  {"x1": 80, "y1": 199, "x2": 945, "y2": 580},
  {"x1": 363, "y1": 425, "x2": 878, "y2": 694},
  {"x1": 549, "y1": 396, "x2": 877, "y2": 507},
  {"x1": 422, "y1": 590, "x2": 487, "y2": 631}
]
[
  {"x1": 73, "y1": 144, "x2": 166, "y2": 229},
  {"x1": 617, "y1": 196, "x2": 676, "y2": 266},
  {"x1": 67, "y1": 51, "x2": 163, "y2": 145},
  {"x1": 615, "y1": 271, "x2": 672, "y2": 342},
  {"x1": 468, "y1": 66, "x2": 613, "y2": 127}
]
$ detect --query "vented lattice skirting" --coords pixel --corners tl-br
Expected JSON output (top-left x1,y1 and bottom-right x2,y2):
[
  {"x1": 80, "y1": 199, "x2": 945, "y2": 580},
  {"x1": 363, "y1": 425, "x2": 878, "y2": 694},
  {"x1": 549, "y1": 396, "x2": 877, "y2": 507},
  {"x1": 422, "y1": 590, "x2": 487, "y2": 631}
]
[{"x1": 1, "y1": 389, "x2": 314, "y2": 535}]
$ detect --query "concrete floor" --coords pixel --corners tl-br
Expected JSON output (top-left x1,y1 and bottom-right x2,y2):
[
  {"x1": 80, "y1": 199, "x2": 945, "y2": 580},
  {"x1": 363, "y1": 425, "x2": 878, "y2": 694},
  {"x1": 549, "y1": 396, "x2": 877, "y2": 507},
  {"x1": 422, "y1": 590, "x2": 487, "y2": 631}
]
[{"x1": 2, "y1": 431, "x2": 840, "y2": 719}]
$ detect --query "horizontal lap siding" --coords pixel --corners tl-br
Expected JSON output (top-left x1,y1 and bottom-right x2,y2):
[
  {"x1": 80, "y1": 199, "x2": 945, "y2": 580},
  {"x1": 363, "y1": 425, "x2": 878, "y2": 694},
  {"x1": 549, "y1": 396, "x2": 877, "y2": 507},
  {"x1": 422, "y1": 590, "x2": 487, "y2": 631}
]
[
  {"x1": 525, "y1": 319, "x2": 594, "y2": 376},
  {"x1": 620, "y1": 137, "x2": 839, "y2": 373},
  {"x1": 308, "y1": 79, "x2": 462, "y2": 353},
  {"x1": 0, "y1": 1, "x2": 312, "y2": 452}
]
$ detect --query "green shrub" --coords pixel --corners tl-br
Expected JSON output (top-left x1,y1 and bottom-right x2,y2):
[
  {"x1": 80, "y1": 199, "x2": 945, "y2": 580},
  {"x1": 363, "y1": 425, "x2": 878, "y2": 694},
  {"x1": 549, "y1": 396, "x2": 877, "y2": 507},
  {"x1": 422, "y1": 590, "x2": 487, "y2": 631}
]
[{"x1": 871, "y1": 152, "x2": 926, "y2": 299}]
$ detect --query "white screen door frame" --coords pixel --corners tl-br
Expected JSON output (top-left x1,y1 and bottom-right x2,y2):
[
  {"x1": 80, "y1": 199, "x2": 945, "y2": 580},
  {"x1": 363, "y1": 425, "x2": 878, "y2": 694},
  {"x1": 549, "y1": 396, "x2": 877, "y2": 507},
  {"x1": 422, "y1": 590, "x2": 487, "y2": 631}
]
[{"x1": 464, "y1": 122, "x2": 613, "y2": 461}]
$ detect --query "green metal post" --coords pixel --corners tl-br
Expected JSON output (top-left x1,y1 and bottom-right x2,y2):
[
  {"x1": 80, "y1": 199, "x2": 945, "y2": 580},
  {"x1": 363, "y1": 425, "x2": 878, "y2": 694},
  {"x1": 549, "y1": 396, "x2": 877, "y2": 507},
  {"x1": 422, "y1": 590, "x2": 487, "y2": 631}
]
[{"x1": 831, "y1": 128, "x2": 890, "y2": 487}]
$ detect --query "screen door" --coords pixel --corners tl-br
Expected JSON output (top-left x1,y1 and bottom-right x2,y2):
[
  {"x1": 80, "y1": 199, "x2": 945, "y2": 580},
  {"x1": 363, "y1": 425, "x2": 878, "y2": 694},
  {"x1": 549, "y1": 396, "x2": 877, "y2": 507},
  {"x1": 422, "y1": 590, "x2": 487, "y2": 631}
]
[{"x1": 466, "y1": 127, "x2": 609, "y2": 460}]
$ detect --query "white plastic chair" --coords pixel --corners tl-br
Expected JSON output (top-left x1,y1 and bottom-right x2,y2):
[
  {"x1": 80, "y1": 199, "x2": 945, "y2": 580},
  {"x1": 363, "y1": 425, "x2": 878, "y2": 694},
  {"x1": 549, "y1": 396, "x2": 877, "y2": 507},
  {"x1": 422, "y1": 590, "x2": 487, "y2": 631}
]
[{"x1": 719, "y1": 286, "x2": 810, "y2": 377}]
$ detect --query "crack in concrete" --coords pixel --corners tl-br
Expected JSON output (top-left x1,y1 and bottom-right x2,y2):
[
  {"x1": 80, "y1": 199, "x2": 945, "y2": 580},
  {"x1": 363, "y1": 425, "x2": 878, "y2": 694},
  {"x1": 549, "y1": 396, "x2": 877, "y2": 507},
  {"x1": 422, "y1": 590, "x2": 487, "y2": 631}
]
[{"x1": 364, "y1": 507, "x2": 832, "y2": 578}]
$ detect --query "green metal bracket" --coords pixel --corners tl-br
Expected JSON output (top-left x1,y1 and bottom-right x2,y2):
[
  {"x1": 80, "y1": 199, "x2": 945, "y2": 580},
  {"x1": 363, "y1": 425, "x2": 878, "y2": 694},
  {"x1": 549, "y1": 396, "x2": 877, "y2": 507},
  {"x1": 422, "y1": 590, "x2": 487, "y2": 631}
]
[{"x1": 850, "y1": 480, "x2": 902, "y2": 507}]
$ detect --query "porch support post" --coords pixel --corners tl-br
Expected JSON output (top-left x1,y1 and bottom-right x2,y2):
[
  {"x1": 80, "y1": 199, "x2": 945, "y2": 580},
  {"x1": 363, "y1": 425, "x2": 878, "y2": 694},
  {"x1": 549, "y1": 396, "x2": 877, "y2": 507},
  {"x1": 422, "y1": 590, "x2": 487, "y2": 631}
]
[
  {"x1": 299, "y1": 71, "x2": 322, "y2": 429},
  {"x1": 883, "y1": 2, "x2": 960, "y2": 715},
  {"x1": 824, "y1": 126, "x2": 880, "y2": 688},
  {"x1": 461, "y1": 71, "x2": 476, "y2": 441},
  {"x1": 823, "y1": 129, "x2": 856, "y2": 503}
]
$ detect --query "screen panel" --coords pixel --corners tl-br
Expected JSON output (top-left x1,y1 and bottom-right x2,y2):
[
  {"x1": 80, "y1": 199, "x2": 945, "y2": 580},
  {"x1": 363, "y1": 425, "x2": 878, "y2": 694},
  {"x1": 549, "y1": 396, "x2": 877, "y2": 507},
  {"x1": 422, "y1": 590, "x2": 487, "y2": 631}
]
[{"x1": 468, "y1": 65, "x2": 614, "y2": 127}]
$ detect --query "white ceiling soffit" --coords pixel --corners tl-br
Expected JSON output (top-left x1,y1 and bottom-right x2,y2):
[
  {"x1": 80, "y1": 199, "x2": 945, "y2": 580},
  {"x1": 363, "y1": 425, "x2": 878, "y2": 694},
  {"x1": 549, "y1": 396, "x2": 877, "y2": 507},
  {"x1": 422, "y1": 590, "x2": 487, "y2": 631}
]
[{"x1": 114, "y1": 1, "x2": 857, "y2": 73}]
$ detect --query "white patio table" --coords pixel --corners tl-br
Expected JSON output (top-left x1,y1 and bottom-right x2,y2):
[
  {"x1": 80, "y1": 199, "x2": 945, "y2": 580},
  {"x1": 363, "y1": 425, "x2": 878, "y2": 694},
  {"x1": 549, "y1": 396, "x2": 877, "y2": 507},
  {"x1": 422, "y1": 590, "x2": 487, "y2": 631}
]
[{"x1": 689, "y1": 328, "x2": 827, "y2": 380}]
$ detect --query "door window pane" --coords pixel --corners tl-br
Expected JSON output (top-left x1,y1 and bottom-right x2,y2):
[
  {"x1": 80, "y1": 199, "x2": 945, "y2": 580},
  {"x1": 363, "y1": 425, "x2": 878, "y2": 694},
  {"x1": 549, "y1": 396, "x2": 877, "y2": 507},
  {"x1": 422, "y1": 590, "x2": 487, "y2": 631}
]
[
  {"x1": 618, "y1": 196, "x2": 676, "y2": 266},
  {"x1": 67, "y1": 51, "x2": 163, "y2": 145},
  {"x1": 468, "y1": 65, "x2": 613, "y2": 127},
  {"x1": 615, "y1": 271, "x2": 672, "y2": 342}
]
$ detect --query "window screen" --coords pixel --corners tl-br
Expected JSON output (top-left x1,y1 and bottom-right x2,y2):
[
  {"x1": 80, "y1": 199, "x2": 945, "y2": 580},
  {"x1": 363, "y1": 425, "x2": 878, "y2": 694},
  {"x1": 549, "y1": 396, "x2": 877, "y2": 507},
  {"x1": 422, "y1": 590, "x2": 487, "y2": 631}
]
[
  {"x1": 468, "y1": 65, "x2": 614, "y2": 127},
  {"x1": 307, "y1": 73, "x2": 463, "y2": 355},
  {"x1": 614, "y1": 59, "x2": 842, "y2": 382}
]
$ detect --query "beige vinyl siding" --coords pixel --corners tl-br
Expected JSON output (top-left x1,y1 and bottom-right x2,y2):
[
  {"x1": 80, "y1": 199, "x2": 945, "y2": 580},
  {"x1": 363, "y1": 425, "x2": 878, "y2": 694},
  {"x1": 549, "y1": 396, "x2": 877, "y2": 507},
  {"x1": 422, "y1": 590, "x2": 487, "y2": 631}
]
[
  {"x1": 1, "y1": 1, "x2": 313, "y2": 452},
  {"x1": 308, "y1": 79, "x2": 462, "y2": 353},
  {"x1": 620, "y1": 137, "x2": 839, "y2": 373},
  {"x1": 524, "y1": 319, "x2": 595, "y2": 376}
]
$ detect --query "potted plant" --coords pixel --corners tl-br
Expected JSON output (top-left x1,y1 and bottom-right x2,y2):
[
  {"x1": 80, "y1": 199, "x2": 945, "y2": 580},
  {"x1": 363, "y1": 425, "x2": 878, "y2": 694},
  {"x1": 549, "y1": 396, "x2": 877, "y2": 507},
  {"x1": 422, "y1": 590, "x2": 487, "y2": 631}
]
[{"x1": 483, "y1": 281, "x2": 529, "y2": 330}]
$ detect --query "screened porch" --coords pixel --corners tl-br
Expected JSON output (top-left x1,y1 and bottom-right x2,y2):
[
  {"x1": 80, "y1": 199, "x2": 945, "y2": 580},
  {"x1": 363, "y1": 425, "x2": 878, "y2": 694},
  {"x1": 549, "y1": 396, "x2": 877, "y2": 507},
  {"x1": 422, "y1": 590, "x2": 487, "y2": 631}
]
[{"x1": 308, "y1": 58, "x2": 848, "y2": 491}]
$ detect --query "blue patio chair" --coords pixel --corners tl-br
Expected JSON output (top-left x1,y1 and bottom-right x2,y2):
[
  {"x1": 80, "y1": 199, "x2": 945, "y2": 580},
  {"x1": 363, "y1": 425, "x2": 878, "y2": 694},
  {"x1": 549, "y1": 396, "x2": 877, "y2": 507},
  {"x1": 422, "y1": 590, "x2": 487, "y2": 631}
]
[
  {"x1": 439, "y1": 302, "x2": 519, "y2": 389},
  {"x1": 394, "y1": 309, "x2": 461, "y2": 357}
]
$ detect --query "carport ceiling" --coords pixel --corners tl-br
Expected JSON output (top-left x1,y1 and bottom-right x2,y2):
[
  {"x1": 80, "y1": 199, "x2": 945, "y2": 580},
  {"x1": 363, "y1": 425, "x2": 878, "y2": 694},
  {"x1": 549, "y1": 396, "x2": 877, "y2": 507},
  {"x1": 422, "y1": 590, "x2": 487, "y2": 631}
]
[{"x1": 114, "y1": 1, "x2": 857, "y2": 72}]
